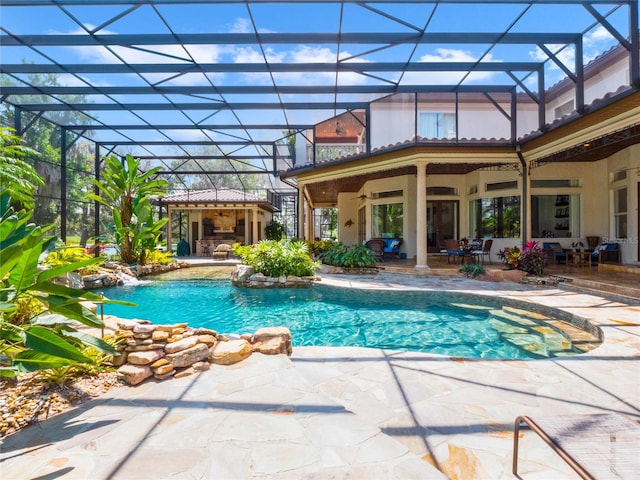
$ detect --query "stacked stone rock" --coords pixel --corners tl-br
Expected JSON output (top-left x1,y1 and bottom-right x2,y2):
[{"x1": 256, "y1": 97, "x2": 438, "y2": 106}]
[
  {"x1": 114, "y1": 319, "x2": 292, "y2": 386},
  {"x1": 231, "y1": 264, "x2": 319, "y2": 288}
]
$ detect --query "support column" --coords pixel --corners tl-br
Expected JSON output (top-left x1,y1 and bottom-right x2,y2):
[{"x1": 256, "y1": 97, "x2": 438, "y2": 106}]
[
  {"x1": 166, "y1": 206, "x2": 172, "y2": 255},
  {"x1": 245, "y1": 208, "x2": 249, "y2": 244},
  {"x1": 60, "y1": 128, "x2": 67, "y2": 243},
  {"x1": 415, "y1": 160, "x2": 429, "y2": 270},
  {"x1": 306, "y1": 203, "x2": 314, "y2": 241},
  {"x1": 252, "y1": 207, "x2": 259, "y2": 244},
  {"x1": 297, "y1": 185, "x2": 305, "y2": 240},
  {"x1": 516, "y1": 145, "x2": 529, "y2": 247},
  {"x1": 94, "y1": 144, "x2": 101, "y2": 240}
]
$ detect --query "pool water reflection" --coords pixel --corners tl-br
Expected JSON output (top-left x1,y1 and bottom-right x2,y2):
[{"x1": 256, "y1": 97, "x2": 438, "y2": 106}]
[{"x1": 103, "y1": 278, "x2": 582, "y2": 360}]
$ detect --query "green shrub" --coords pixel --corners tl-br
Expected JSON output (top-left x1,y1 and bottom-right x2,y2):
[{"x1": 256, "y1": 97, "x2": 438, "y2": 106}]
[
  {"x1": 233, "y1": 240, "x2": 319, "y2": 277},
  {"x1": 264, "y1": 219, "x2": 286, "y2": 241},
  {"x1": 319, "y1": 242, "x2": 378, "y2": 268},
  {"x1": 459, "y1": 263, "x2": 485, "y2": 278},
  {"x1": 307, "y1": 239, "x2": 336, "y2": 257},
  {"x1": 144, "y1": 248, "x2": 175, "y2": 265},
  {"x1": 44, "y1": 246, "x2": 92, "y2": 268},
  {"x1": 498, "y1": 241, "x2": 545, "y2": 276}
]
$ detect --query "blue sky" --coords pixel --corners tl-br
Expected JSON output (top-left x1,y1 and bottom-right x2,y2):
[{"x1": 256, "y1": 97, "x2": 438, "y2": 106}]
[{"x1": 0, "y1": 1, "x2": 632, "y2": 146}]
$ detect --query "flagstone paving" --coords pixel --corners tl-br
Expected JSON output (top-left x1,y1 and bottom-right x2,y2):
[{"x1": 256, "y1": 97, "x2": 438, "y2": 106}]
[{"x1": 1, "y1": 273, "x2": 638, "y2": 479}]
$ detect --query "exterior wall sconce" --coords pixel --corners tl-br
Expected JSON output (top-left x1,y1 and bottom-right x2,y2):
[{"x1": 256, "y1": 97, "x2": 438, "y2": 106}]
[{"x1": 344, "y1": 219, "x2": 354, "y2": 227}]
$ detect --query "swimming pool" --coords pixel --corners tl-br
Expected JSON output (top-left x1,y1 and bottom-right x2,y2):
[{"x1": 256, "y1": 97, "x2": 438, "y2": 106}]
[{"x1": 102, "y1": 274, "x2": 583, "y2": 360}]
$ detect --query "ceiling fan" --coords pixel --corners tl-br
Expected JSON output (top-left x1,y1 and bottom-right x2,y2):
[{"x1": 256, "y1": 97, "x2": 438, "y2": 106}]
[
  {"x1": 335, "y1": 120, "x2": 346, "y2": 136},
  {"x1": 351, "y1": 193, "x2": 373, "y2": 200}
]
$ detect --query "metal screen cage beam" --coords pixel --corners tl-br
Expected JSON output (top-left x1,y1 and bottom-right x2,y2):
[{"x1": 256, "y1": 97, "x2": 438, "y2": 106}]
[{"x1": 0, "y1": 0, "x2": 638, "y2": 242}]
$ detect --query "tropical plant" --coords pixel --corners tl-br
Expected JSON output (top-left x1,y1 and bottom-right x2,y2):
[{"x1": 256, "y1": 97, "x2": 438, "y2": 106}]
[
  {"x1": 498, "y1": 245, "x2": 521, "y2": 269},
  {"x1": 0, "y1": 126, "x2": 44, "y2": 209},
  {"x1": 88, "y1": 154, "x2": 168, "y2": 265},
  {"x1": 307, "y1": 239, "x2": 336, "y2": 257},
  {"x1": 43, "y1": 246, "x2": 93, "y2": 268},
  {"x1": 264, "y1": 219, "x2": 287, "y2": 241},
  {"x1": 143, "y1": 248, "x2": 175, "y2": 265},
  {"x1": 459, "y1": 263, "x2": 485, "y2": 278},
  {"x1": 233, "y1": 240, "x2": 319, "y2": 277},
  {"x1": 518, "y1": 241, "x2": 546, "y2": 276},
  {"x1": 0, "y1": 194, "x2": 129, "y2": 378},
  {"x1": 319, "y1": 242, "x2": 378, "y2": 268},
  {"x1": 498, "y1": 241, "x2": 545, "y2": 276}
]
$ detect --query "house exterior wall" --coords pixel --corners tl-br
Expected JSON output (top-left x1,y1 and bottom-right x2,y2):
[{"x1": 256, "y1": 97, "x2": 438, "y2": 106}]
[
  {"x1": 341, "y1": 143, "x2": 638, "y2": 264},
  {"x1": 606, "y1": 143, "x2": 639, "y2": 263}
]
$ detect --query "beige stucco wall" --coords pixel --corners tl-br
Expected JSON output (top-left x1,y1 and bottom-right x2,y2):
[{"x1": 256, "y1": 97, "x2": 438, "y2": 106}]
[
  {"x1": 334, "y1": 143, "x2": 638, "y2": 264},
  {"x1": 606, "y1": 143, "x2": 639, "y2": 263}
]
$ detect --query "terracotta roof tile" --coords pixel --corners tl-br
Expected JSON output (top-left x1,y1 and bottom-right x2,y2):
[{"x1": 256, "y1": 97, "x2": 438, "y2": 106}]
[{"x1": 162, "y1": 188, "x2": 267, "y2": 204}]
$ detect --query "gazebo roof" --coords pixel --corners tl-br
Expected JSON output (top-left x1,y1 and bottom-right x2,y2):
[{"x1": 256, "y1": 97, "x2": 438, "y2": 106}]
[{"x1": 162, "y1": 188, "x2": 274, "y2": 210}]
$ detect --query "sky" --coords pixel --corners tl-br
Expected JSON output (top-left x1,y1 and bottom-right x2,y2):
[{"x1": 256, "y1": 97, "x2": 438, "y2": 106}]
[{"x1": 0, "y1": 0, "x2": 633, "y2": 151}]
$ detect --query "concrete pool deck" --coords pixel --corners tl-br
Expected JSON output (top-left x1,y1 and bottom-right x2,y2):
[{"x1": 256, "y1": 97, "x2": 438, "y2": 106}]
[{"x1": 1, "y1": 273, "x2": 639, "y2": 479}]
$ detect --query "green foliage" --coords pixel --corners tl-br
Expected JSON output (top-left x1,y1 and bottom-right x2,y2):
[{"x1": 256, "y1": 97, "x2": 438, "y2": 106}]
[
  {"x1": 319, "y1": 242, "x2": 378, "y2": 268},
  {"x1": 0, "y1": 194, "x2": 131, "y2": 378},
  {"x1": 498, "y1": 245, "x2": 521, "y2": 269},
  {"x1": 307, "y1": 239, "x2": 336, "y2": 257},
  {"x1": 0, "y1": 127, "x2": 44, "y2": 210},
  {"x1": 88, "y1": 154, "x2": 168, "y2": 265},
  {"x1": 143, "y1": 248, "x2": 175, "y2": 265},
  {"x1": 459, "y1": 263, "x2": 486, "y2": 278},
  {"x1": 43, "y1": 246, "x2": 92, "y2": 268},
  {"x1": 233, "y1": 240, "x2": 319, "y2": 277},
  {"x1": 264, "y1": 219, "x2": 286, "y2": 241}
]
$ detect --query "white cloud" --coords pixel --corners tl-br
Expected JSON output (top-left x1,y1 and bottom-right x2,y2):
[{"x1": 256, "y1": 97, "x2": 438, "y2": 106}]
[{"x1": 400, "y1": 48, "x2": 498, "y2": 85}]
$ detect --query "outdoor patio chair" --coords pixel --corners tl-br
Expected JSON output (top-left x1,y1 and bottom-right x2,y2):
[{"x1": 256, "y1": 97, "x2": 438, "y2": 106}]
[
  {"x1": 365, "y1": 239, "x2": 386, "y2": 262},
  {"x1": 212, "y1": 243, "x2": 232, "y2": 260},
  {"x1": 445, "y1": 239, "x2": 464, "y2": 264},
  {"x1": 471, "y1": 239, "x2": 493, "y2": 264}
]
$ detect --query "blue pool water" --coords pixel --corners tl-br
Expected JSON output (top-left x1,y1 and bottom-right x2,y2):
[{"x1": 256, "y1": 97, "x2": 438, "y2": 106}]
[{"x1": 102, "y1": 278, "x2": 580, "y2": 360}]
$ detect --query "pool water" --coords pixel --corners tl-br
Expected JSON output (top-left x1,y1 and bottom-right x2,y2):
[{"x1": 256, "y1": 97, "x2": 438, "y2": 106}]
[{"x1": 102, "y1": 278, "x2": 580, "y2": 360}]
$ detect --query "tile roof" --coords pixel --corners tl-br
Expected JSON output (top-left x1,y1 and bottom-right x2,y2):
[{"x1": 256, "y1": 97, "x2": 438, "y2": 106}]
[{"x1": 162, "y1": 188, "x2": 268, "y2": 204}]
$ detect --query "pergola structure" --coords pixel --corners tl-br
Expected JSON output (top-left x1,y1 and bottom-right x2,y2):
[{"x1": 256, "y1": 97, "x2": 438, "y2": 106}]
[{"x1": 0, "y1": 0, "x2": 638, "y2": 243}]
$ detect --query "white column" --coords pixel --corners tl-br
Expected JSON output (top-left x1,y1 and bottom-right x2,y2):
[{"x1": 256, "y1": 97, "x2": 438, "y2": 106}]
[
  {"x1": 166, "y1": 206, "x2": 172, "y2": 255},
  {"x1": 306, "y1": 204, "x2": 314, "y2": 240},
  {"x1": 415, "y1": 160, "x2": 429, "y2": 270},
  {"x1": 298, "y1": 185, "x2": 305, "y2": 239},
  {"x1": 244, "y1": 208, "x2": 249, "y2": 244},
  {"x1": 252, "y1": 208, "x2": 259, "y2": 244}
]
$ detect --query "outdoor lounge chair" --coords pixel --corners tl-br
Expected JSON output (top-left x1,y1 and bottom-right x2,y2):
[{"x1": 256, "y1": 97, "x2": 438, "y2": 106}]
[
  {"x1": 513, "y1": 413, "x2": 640, "y2": 479},
  {"x1": 212, "y1": 243, "x2": 232, "y2": 260},
  {"x1": 365, "y1": 239, "x2": 386, "y2": 262}
]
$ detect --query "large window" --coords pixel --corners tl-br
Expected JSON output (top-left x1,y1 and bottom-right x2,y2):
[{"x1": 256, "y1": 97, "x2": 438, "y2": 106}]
[
  {"x1": 418, "y1": 112, "x2": 456, "y2": 139},
  {"x1": 531, "y1": 194, "x2": 580, "y2": 238},
  {"x1": 372, "y1": 203, "x2": 403, "y2": 238},
  {"x1": 614, "y1": 188, "x2": 627, "y2": 238},
  {"x1": 470, "y1": 196, "x2": 520, "y2": 238}
]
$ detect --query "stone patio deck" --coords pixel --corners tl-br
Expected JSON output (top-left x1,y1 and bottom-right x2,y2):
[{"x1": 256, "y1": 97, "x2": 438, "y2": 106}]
[{"x1": 1, "y1": 271, "x2": 638, "y2": 479}]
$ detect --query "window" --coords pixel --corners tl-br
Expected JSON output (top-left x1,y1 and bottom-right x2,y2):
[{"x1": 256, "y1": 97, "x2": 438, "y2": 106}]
[
  {"x1": 371, "y1": 190, "x2": 403, "y2": 199},
  {"x1": 372, "y1": 203, "x2": 403, "y2": 238},
  {"x1": 612, "y1": 170, "x2": 627, "y2": 182},
  {"x1": 470, "y1": 196, "x2": 520, "y2": 238},
  {"x1": 486, "y1": 180, "x2": 518, "y2": 192},
  {"x1": 531, "y1": 194, "x2": 580, "y2": 238},
  {"x1": 554, "y1": 99, "x2": 574, "y2": 118},
  {"x1": 427, "y1": 187, "x2": 458, "y2": 196},
  {"x1": 531, "y1": 179, "x2": 580, "y2": 188},
  {"x1": 418, "y1": 112, "x2": 456, "y2": 139},
  {"x1": 614, "y1": 188, "x2": 627, "y2": 238}
]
